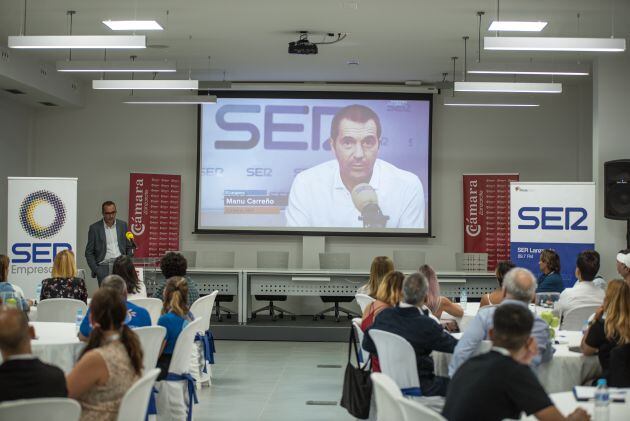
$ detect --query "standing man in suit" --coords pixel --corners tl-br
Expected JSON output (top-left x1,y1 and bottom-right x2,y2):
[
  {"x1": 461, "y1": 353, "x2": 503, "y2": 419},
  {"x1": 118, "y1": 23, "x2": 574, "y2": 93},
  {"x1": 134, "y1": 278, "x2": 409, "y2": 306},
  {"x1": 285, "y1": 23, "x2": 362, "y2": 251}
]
[{"x1": 85, "y1": 201, "x2": 133, "y2": 286}]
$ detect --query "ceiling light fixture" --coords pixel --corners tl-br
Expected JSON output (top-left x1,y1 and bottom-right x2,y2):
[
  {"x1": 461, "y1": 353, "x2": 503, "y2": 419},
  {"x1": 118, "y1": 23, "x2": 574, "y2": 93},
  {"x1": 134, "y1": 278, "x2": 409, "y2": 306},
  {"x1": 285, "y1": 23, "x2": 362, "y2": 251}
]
[
  {"x1": 8, "y1": 35, "x2": 146, "y2": 49},
  {"x1": 445, "y1": 103, "x2": 539, "y2": 107},
  {"x1": 488, "y1": 21, "x2": 547, "y2": 32},
  {"x1": 57, "y1": 60, "x2": 176, "y2": 72},
  {"x1": 454, "y1": 81, "x2": 562, "y2": 94},
  {"x1": 484, "y1": 37, "x2": 626, "y2": 52},
  {"x1": 124, "y1": 95, "x2": 217, "y2": 104},
  {"x1": 467, "y1": 62, "x2": 589, "y2": 76},
  {"x1": 443, "y1": 93, "x2": 539, "y2": 107},
  {"x1": 92, "y1": 80, "x2": 199, "y2": 90},
  {"x1": 103, "y1": 20, "x2": 163, "y2": 31}
]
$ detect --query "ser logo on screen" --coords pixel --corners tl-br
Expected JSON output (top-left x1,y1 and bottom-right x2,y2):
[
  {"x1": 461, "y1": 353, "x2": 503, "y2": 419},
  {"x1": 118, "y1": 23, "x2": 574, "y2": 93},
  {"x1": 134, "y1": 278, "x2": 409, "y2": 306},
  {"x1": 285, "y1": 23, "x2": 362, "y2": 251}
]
[
  {"x1": 517, "y1": 207, "x2": 587, "y2": 231},
  {"x1": 201, "y1": 168, "x2": 224, "y2": 176},
  {"x1": 246, "y1": 168, "x2": 272, "y2": 177},
  {"x1": 11, "y1": 243, "x2": 72, "y2": 263}
]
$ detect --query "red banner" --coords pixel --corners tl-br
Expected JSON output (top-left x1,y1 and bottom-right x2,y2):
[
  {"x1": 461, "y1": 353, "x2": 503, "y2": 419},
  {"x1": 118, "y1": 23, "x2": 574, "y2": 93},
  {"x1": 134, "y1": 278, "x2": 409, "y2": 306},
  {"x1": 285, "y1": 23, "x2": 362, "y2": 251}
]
[
  {"x1": 463, "y1": 173, "x2": 519, "y2": 271},
  {"x1": 128, "y1": 173, "x2": 181, "y2": 258}
]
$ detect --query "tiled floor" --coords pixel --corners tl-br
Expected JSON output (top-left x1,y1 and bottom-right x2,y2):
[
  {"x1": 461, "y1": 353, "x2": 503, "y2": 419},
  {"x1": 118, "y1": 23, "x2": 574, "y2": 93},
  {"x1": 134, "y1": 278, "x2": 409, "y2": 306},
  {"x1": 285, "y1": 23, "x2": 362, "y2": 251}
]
[{"x1": 195, "y1": 341, "x2": 355, "y2": 421}]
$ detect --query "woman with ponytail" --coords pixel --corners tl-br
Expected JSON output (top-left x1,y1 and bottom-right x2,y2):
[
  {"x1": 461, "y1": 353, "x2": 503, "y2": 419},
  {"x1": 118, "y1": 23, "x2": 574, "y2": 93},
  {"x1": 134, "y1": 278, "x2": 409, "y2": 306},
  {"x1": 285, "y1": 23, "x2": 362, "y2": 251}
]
[
  {"x1": 66, "y1": 287, "x2": 143, "y2": 421},
  {"x1": 156, "y1": 276, "x2": 194, "y2": 380}
]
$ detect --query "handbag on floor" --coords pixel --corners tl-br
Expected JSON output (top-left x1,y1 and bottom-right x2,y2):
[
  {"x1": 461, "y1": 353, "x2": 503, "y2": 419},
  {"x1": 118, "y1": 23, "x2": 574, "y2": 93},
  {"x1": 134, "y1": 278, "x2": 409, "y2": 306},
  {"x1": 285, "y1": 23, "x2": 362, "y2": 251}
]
[{"x1": 340, "y1": 326, "x2": 372, "y2": 419}]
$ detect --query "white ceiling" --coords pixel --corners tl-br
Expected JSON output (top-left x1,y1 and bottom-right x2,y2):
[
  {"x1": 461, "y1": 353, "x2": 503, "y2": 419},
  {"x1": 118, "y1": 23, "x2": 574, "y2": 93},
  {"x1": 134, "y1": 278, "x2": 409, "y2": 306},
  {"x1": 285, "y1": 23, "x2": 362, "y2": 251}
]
[{"x1": 0, "y1": 0, "x2": 628, "y2": 83}]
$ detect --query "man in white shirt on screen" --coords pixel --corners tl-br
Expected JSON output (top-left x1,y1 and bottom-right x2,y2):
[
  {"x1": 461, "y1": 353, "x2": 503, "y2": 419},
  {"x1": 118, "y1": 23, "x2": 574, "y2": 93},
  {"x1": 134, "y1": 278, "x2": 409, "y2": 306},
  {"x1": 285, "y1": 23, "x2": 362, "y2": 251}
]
[{"x1": 285, "y1": 104, "x2": 425, "y2": 228}]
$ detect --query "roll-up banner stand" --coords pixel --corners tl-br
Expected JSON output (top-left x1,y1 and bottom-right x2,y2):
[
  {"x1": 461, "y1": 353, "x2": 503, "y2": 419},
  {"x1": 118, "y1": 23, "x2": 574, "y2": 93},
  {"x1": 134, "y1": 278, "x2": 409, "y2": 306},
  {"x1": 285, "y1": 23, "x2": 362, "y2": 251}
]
[
  {"x1": 510, "y1": 182, "x2": 595, "y2": 288},
  {"x1": 7, "y1": 177, "x2": 77, "y2": 298}
]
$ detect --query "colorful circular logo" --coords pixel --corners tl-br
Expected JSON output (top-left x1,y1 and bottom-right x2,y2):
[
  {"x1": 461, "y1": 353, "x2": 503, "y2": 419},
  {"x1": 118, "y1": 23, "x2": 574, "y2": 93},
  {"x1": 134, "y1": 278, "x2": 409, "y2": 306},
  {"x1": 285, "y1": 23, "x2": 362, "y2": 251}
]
[{"x1": 19, "y1": 190, "x2": 66, "y2": 239}]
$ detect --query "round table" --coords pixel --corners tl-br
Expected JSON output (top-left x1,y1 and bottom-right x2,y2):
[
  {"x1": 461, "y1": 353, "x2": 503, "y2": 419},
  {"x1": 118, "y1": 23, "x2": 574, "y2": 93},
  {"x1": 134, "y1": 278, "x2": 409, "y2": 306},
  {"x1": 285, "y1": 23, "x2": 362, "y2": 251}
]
[
  {"x1": 521, "y1": 392, "x2": 630, "y2": 420},
  {"x1": 30, "y1": 322, "x2": 84, "y2": 373},
  {"x1": 440, "y1": 302, "x2": 550, "y2": 332}
]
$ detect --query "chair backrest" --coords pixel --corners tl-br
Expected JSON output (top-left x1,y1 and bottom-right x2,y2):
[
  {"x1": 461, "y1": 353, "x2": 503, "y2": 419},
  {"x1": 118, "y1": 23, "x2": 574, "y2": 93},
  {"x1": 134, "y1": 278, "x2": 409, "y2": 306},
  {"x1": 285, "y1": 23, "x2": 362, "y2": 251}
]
[
  {"x1": 455, "y1": 252, "x2": 488, "y2": 272},
  {"x1": 371, "y1": 372, "x2": 405, "y2": 421},
  {"x1": 196, "y1": 251, "x2": 236, "y2": 268},
  {"x1": 166, "y1": 250, "x2": 197, "y2": 268},
  {"x1": 117, "y1": 368, "x2": 161, "y2": 421},
  {"x1": 37, "y1": 298, "x2": 88, "y2": 323},
  {"x1": 351, "y1": 318, "x2": 370, "y2": 365},
  {"x1": 318, "y1": 253, "x2": 350, "y2": 270},
  {"x1": 129, "y1": 297, "x2": 163, "y2": 325},
  {"x1": 0, "y1": 398, "x2": 81, "y2": 421},
  {"x1": 368, "y1": 329, "x2": 420, "y2": 390},
  {"x1": 398, "y1": 396, "x2": 447, "y2": 421},
  {"x1": 561, "y1": 304, "x2": 600, "y2": 330},
  {"x1": 168, "y1": 317, "x2": 204, "y2": 375},
  {"x1": 257, "y1": 251, "x2": 289, "y2": 269},
  {"x1": 393, "y1": 250, "x2": 426, "y2": 270},
  {"x1": 189, "y1": 291, "x2": 218, "y2": 332},
  {"x1": 135, "y1": 326, "x2": 167, "y2": 371},
  {"x1": 355, "y1": 293, "x2": 375, "y2": 313}
]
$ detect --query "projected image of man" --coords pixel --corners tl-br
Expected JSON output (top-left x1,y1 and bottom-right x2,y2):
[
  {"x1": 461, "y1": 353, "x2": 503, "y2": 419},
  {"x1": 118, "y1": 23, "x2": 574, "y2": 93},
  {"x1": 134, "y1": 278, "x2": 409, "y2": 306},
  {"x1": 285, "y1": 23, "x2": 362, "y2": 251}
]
[{"x1": 286, "y1": 104, "x2": 425, "y2": 228}]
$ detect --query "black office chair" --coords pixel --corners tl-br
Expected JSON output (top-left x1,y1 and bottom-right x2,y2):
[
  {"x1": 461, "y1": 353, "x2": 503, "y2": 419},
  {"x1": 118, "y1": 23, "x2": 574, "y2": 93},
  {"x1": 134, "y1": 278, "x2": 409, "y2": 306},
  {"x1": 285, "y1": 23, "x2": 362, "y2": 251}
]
[
  {"x1": 314, "y1": 252, "x2": 360, "y2": 322},
  {"x1": 251, "y1": 251, "x2": 296, "y2": 321},
  {"x1": 197, "y1": 251, "x2": 236, "y2": 322}
]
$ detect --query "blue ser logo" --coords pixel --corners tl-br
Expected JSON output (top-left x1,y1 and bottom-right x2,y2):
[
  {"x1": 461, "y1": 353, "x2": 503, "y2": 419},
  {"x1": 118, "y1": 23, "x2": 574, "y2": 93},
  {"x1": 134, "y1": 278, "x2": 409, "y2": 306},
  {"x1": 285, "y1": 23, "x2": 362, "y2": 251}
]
[{"x1": 517, "y1": 207, "x2": 588, "y2": 230}]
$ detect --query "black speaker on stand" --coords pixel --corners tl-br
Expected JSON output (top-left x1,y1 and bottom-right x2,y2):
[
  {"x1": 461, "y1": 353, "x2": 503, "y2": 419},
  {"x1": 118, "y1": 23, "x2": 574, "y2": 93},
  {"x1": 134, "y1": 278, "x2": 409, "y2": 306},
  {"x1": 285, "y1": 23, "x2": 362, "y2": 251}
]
[{"x1": 604, "y1": 159, "x2": 630, "y2": 248}]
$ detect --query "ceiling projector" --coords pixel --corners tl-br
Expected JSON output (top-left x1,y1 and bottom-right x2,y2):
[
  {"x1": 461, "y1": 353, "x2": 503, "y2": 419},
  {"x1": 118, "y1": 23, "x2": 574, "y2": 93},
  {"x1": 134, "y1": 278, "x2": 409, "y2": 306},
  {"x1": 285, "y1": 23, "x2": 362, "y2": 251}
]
[{"x1": 288, "y1": 33, "x2": 318, "y2": 55}]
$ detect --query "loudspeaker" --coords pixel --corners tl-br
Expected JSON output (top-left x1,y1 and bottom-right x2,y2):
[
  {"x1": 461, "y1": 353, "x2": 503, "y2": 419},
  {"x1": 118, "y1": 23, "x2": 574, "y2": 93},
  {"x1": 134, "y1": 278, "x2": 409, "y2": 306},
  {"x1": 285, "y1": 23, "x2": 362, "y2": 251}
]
[{"x1": 604, "y1": 159, "x2": 630, "y2": 220}]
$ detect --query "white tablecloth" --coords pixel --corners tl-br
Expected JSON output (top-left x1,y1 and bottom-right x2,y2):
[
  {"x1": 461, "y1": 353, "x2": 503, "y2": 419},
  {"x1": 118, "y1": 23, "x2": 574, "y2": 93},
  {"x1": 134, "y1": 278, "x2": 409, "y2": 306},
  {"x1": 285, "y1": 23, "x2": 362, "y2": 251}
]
[
  {"x1": 29, "y1": 322, "x2": 84, "y2": 373},
  {"x1": 440, "y1": 302, "x2": 549, "y2": 332},
  {"x1": 521, "y1": 392, "x2": 630, "y2": 420}
]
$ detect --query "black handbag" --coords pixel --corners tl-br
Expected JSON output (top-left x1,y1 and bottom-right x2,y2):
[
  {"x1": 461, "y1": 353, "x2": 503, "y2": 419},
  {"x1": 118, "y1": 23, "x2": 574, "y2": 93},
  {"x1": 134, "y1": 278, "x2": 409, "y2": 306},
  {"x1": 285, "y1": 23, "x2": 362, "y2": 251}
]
[{"x1": 340, "y1": 327, "x2": 372, "y2": 419}]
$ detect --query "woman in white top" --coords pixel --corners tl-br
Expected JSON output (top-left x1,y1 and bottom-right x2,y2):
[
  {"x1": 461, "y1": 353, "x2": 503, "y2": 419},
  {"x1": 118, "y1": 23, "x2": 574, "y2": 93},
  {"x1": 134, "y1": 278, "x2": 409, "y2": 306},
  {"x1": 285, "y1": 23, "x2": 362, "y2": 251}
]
[
  {"x1": 419, "y1": 264, "x2": 463, "y2": 319},
  {"x1": 480, "y1": 260, "x2": 516, "y2": 308},
  {"x1": 111, "y1": 256, "x2": 146, "y2": 299}
]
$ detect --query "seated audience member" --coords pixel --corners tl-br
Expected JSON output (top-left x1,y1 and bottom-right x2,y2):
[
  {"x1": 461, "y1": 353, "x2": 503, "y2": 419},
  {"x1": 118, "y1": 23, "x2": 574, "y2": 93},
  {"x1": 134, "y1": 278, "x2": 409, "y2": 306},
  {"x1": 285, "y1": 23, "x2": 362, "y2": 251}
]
[
  {"x1": 157, "y1": 277, "x2": 194, "y2": 380},
  {"x1": 608, "y1": 343, "x2": 630, "y2": 387},
  {"x1": 554, "y1": 250, "x2": 604, "y2": 318},
  {"x1": 0, "y1": 255, "x2": 30, "y2": 311},
  {"x1": 357, "y1": 256, "x2": 395, "y2": 297},
  {"x1": 79, "y1": 275, "x2": 151, "y2": 341},
  {"x1": 420, "y1": 264, "x2": 463, "y2": 318},
  {"x1": 112, "y1": 255, "x2": 146, "y2": 300},
  {"x1": 0, "y1": 307, "x2": 67, "y2": 402},
  {"x1": 153, "y1": 252, "x2": 200, "y2": 304},
  {"x1": 581, "y1": 279, "x2": 630, "y2": 384},
  {"x1": 40, "y1": 249, "x2": 88, "y2": 303},
  {"x1": 479, "y1": 260, "x2": 516, "y2": 308},
  {"x1": 362, "y1": 272, "x2": 457, "y2": 397},
  {"x1": 615, "y1": 249, "x2": 630, "y2": 286},
  {"x1": 449, "y1": 268, "x2": 553, "y2": 377},
  {"x1": 536, "y1": 249, "x2": 564, "y2": 293},
  {"x1": 443, "y1": 304, "x2": 589, "y2": 421},
  {"x1": 360, "y1": 271, "x2": 405, "y2": 372},
  {"x1": 66, "y1": 288, "x2": 143, "y2": 421}
]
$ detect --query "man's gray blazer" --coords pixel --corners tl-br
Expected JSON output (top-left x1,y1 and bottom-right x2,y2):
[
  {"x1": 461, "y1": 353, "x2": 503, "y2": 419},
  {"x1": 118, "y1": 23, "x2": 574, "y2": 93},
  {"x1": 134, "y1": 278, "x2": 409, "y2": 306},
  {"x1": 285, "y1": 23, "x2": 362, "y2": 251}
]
[{"x1": 84, "y1": 219, "x2": 132, "y2": 278}]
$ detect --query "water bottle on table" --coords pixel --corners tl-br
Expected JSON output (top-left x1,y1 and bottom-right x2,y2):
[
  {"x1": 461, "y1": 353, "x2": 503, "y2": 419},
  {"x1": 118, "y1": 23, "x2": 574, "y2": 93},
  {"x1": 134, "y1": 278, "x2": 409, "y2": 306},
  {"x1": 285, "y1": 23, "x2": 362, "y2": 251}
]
[
  {"x1": 594, "y1": 378, "x2": 609, "y2": 421},
  {"x1": 75, "y1": 309, "x2": 83, "y2": 333},
  {"x1": 459, "y1": 288, "x2": 468, "y2": 310},
  {"x1": 34, "y1": 283, "x2": 42, "y2": 306}
]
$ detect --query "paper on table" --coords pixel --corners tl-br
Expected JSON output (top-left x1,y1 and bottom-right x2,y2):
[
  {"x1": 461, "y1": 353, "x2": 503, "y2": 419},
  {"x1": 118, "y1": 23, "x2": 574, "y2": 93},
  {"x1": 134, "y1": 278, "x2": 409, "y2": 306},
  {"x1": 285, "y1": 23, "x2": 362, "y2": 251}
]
[{"x1": 573, "y1": 386, "x2": 628, "y2": 402}]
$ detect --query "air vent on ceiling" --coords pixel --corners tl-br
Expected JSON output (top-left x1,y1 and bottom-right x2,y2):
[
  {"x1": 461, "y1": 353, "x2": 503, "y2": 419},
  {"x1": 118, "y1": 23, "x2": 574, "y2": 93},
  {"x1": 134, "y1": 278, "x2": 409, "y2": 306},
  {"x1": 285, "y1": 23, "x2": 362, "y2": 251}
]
[
  {"x1": 38, "y1": 101, "x2": 58, "y2": 107},
  {"x1": 4, "y1": 88, "x2": 25, "y2": 94}
]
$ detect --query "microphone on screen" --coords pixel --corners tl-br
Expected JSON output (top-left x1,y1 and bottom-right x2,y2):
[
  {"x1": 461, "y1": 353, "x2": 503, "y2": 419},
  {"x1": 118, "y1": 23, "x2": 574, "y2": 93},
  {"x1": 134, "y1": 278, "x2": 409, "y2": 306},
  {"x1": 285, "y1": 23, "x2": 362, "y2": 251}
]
[
  {"x1": 125, "y1": 231, "x2": 137, "y2": 249},
  {"x1": 351, "y1": 183, "x2": 390, "y2": 228}
]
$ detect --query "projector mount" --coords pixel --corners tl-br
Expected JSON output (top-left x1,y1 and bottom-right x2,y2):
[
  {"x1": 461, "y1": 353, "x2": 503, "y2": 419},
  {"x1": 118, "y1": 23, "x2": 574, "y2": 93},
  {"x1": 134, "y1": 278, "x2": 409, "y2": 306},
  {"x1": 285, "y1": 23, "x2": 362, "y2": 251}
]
[{"x1": 288, "y1": 31, "x2": 347, "y2": 55}]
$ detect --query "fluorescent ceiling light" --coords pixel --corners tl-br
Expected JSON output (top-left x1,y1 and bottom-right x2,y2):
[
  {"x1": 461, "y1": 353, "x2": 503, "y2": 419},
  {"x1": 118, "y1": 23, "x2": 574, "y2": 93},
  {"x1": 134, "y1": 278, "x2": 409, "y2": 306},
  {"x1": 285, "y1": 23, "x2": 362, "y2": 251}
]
[
  {"x1": 8, "y1": 35, "x2": 145, "y2": 49},
  {"x1": 445, "y1": 103, "x2": 539, "y2": 107},
  {"x1": 467, "y1": 62, "x2": 589, "y2": 76},
  {"x1": 92, "y1": 80, "x2": 199, "y2": 90},
  {"x1": 443, "y1": 94, "x2": 539, "y2": 107},
  {"x1": 103, "y1": 20, "x2": 163, "y2": 31},
  {"x1": 57, "y1": 60, "x2": 176, "y2": 72},
  {"x1": 484, "y1": 36, "x2": 626, "y2": 52},
  {"x1": 488, "y1": 21, "x2": 547, "y2": 32},
  {"x1": 454, "y1": 81, "x2": 562, "y2": 94},
  {"x1": 124, "y1": 95, "x2": 217, "y2": 104}
]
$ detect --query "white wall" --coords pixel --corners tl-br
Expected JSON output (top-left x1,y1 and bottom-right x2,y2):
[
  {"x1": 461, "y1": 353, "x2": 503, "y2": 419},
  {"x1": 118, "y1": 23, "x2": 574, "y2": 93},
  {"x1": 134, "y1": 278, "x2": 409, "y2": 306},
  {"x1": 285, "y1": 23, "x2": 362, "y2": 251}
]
[
  {"x1": 593, "y1": 54, "x2": 630, "y2": 279},
  {"x1": 0, "y1": 96, "x2": 33, "y2": 254},
  {"x1": 28, "y1": 85, "x2": 592, "y2": 273}
]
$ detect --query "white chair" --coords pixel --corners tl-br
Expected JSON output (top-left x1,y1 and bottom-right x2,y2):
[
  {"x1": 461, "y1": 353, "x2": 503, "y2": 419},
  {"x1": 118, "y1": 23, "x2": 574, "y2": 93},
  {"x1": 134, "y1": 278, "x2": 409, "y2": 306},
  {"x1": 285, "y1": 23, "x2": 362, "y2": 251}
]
[
  {"x1": 351, "y1": 317, "x2": 371, "y2": 365},
  {"x1": 130, "y1": 297, "x2": 163, "y2": 325},
  {"x1": 155, "y1": 317, "x2": 203, "y2": 421},
  {"x1": 189, "y1": 291, "x2": 218, "y2": 386},
  {"x1": 368, "y1": 329, "x2": 420, "y2": 392},
  {"x1": 37, "y1": 298, "x2": 87, "y2": 323},
  {"x1": 135, "y1": 326, "x2": 167, "y2": 371},
  {"x1": 371, "y1": 372, "x2": 405, "y2": 421},
  {"x1": 117, "y1": 368, "x2": 161, "y2": 421},
  {"x1": 0, "y1": 398, "x2": 81, "y2": 421},
  {"x1": 398, "y1": 396, "x2": 447, "y2": 421},
  {"x1": 356, "y1": 293, "x2": 375, "y2": 313},
  {"x1": 561, "y1": 304, "x2": 600, "y2": 330}
]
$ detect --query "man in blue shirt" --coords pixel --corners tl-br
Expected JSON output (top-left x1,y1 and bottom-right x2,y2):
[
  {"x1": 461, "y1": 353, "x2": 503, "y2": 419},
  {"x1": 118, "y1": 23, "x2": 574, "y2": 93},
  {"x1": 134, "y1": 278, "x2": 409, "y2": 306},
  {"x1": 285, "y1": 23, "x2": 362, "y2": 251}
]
[
  {"x1": 448, "y1": 267, "x2": 554, "y2": 377},
  {"x1": 78, "y1": 275, "x2": 151, "y2": 341}
]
